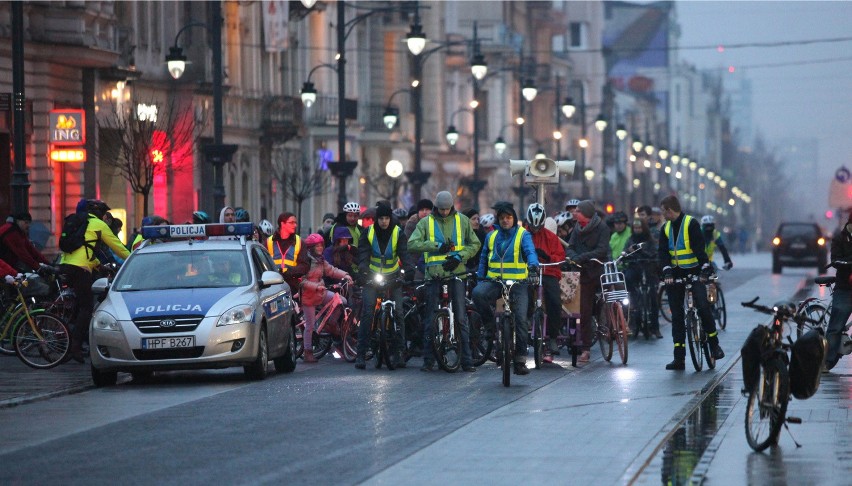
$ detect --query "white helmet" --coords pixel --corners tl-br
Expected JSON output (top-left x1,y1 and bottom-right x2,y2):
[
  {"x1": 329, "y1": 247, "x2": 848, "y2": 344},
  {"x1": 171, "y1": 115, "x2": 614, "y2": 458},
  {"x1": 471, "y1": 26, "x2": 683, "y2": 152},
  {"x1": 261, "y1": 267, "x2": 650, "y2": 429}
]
[
  {"x1": 258, "y1": 219, "x2": 274, "y2": 238},
  {"x1": 479, "y1": 213, "x2": 495, "y2": 228},
  {"x1": 565, "y1": 199, "x2": 581, "y2": 209},
  {"x1": 701, "y1": 215, "x2": 715, "y2": 226},
  {"x1": 343, "y1": 201, "x2": 360, "y2": 213},
  {"x1": 554, "y1": 211, "x2": 574, "y2": 227},
  {"x1": 526, "y1": 203, "x2": 546, "y2": 228}
]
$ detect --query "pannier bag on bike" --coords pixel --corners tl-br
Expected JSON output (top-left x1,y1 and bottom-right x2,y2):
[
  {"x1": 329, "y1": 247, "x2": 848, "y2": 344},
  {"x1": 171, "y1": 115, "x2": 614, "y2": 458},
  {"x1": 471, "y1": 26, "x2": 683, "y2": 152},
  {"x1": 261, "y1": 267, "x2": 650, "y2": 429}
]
[
  {"x1": 740, "y1": 325, "x2": 771, "y2": 391},
  {"x1": 789, "y1": 328, "x2": 827, "y2": 400}
]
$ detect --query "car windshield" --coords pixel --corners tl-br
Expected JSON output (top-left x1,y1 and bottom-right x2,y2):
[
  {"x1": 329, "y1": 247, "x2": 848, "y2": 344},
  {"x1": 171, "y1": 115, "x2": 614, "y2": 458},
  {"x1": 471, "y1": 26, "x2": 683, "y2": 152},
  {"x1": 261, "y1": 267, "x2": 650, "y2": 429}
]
[
  {"x1": 113, "y1": 249, "x2": 251, "y2": 291},
  {"x1": 779, "y1": 224, "x2": 818, "y2": 239}
]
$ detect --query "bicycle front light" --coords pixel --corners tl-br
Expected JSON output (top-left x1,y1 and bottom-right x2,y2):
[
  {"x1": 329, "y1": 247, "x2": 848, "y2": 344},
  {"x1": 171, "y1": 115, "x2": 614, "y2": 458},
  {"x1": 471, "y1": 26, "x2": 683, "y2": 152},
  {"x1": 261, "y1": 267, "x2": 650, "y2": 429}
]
[
  {"x1": 374, "y1": 274, "x2": 385, "y2": 284},
  {"x1": 217, "y1": 304, "x2": 255, "y2": 327},
  {"x1": 92, "y1": 311, "x2": 120, "y2": 331},
  {"x1": 622, "y1": 298, "x2": 630, "y2": 306}
]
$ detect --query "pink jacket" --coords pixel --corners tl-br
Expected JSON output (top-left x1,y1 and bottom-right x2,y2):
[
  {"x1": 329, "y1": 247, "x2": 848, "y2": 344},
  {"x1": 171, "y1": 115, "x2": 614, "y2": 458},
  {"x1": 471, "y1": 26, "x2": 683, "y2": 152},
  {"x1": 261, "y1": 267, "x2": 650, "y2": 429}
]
[{"x1": 299, "y1": 255, "x2": 349, "y2": 306}]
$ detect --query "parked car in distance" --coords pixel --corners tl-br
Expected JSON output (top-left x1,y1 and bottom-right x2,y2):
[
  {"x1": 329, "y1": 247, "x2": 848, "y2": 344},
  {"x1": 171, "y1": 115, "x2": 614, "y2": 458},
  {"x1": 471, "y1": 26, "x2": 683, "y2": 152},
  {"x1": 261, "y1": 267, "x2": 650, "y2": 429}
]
[{"x1": 771, "y1": 222, "x2": 828, "y2": 274}]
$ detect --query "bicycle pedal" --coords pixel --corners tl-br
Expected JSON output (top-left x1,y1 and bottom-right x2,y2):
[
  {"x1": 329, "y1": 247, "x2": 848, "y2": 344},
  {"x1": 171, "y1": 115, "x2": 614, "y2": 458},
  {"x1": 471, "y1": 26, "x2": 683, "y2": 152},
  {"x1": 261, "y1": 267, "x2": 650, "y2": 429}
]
[{"x1": 786, "y1": 416, "x2": 802, "y2": 424}]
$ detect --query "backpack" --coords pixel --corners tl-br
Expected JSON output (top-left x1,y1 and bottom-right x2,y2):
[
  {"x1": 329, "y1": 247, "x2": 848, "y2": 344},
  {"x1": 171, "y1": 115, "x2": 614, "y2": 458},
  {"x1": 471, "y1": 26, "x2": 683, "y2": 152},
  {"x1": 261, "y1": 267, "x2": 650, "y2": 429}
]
[{"x1": 59, "y1": 213, "x2": 95, "y2": 258}]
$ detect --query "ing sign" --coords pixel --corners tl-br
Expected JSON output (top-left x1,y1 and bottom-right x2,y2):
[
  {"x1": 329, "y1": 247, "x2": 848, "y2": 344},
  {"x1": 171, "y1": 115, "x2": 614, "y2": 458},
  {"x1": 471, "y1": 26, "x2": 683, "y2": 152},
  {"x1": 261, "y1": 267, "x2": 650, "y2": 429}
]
[{"x1": 49, "y1": 109, "x2": 86, "y2": 144}]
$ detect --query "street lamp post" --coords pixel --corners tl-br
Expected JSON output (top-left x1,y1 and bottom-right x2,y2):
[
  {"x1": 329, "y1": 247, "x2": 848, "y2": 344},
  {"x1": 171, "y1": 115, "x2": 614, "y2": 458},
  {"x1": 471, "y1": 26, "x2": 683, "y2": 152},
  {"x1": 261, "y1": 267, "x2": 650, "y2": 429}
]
[{"x1": 165, "y1": 1, "x2": 237, "y2": 213}]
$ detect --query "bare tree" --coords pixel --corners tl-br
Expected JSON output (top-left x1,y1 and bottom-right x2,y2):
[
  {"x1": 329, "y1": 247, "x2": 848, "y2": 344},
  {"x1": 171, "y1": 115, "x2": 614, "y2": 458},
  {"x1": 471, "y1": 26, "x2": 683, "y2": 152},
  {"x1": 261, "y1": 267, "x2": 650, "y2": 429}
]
[
  {"x1": 270, "y1": 146, "x2": 330, "y2": 233},
  {"x1": 361, "y1": 162, "x2": 402, "y2": 206},
  {"x1": 97, "y1": 93, "x2": 207, "y2": 216}
]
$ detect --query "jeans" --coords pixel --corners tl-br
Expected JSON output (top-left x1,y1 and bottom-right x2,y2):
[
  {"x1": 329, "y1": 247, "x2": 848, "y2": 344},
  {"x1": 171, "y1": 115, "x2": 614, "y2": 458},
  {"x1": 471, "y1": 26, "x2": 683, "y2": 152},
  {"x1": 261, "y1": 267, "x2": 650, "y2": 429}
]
[
  {"x1": 358, "y1": 283, "x2": 403, "y2": 357},
  {"x1": 421, "y1": 278, "x2": 472, "y2": 367},
  {"x1": 666, "y1": 278, "x2": 718, "y2": 350},
  {"x1": 472, "y1": 280, "x2": 530, "y2": 360},
  {"x1": 826, "y1": 288, "x2": 852, "y2": 366}
]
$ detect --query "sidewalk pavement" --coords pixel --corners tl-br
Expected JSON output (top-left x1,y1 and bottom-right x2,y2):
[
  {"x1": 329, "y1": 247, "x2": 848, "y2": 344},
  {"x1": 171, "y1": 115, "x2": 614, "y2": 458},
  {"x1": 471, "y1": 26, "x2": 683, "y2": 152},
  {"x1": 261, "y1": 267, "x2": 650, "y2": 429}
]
[{"x1": 0, "y1": 355, "x2": 92, "y2": 408}]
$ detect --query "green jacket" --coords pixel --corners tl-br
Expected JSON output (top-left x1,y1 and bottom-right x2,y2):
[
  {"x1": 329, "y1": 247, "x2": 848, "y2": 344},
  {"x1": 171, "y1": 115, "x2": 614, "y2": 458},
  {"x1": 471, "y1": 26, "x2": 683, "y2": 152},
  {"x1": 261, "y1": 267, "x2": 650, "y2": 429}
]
[
  {"x1": 610, "y1": 227, "x2": 632, "y2": 264},
  {"x1": 407, "y1": 208, "x2": 481, "y2": 280}
]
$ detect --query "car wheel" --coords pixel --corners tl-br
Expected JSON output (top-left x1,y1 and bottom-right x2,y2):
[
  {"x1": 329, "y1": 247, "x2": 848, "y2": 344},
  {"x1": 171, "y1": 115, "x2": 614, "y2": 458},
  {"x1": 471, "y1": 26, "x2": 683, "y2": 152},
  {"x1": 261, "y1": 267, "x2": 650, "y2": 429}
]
[
  {"x1": 244, "y1": 325, "x2": 269, "y2": 380},
  {"x1": 274, "y1": 317, "x2": 298, "y2": 373},
  {"x1": 91, "y1": 365, "x2": 118, "y2": 387}
]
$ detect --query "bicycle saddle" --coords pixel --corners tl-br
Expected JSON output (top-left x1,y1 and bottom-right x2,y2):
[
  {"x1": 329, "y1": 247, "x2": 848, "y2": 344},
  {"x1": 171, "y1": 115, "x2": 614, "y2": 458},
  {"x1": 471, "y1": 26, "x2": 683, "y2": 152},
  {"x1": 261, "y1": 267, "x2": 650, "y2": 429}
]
[{"x1": 814, "y1": 275, "x2": 835, "y2": 286}]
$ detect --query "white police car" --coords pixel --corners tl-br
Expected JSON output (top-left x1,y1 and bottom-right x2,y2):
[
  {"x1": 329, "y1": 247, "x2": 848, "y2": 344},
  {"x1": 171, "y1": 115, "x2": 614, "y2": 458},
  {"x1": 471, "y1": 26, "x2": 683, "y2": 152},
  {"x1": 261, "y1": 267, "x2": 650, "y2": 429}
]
[{"x1": 89, "y1": 222, "x2": 297, "y2": 386}]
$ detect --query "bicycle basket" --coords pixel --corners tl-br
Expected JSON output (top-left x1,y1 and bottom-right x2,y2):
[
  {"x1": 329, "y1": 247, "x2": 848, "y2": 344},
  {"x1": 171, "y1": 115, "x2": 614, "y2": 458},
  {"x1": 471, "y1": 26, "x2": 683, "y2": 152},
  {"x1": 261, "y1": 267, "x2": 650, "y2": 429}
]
[
  {"x1": 789, "y1": 328, "x2": 826, "y2": 400},
  {"x1": 600, "y1": 262, "x2": 628, "y2": 303}
]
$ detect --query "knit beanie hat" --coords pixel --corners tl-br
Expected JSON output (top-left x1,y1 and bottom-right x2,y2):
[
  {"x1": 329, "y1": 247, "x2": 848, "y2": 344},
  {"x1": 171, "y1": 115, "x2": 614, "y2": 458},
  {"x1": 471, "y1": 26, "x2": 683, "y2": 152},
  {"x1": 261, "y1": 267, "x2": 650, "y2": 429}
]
[
  {"x1": 375, "y1": 204, "x2": 393, "y2": 220},
  {"x1": 435, "y1": 191, "x2": 454, "y2": 210},
  {"x1": 416, "y1": 198, "x2": 434, "y2": 211},
  {"x1": 576, "y1": 200, "x2": 596, "y2": 218}
]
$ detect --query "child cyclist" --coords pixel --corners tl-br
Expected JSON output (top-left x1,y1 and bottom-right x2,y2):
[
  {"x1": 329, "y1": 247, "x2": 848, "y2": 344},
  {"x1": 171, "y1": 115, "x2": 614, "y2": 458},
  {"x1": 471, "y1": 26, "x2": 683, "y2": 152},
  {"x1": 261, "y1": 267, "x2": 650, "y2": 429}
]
[{"x1": 300, "y1": 233, "x2": 353, "y2": 363}]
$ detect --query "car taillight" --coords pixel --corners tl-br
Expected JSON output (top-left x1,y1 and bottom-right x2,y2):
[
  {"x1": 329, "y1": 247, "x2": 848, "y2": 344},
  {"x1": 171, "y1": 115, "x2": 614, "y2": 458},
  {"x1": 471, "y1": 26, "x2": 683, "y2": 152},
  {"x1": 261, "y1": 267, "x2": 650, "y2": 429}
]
[
  {"x1": 772, "y1": 237, "x2": 781, "y2": 246},
  {"x1": 817, "y1": 237, "x2": 826, "y2": 246}
]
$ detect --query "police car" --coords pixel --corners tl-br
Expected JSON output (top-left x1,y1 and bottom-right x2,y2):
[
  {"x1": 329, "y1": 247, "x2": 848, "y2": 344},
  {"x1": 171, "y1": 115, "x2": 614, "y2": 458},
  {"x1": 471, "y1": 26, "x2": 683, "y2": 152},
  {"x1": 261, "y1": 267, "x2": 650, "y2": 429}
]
[{"x1": 89, "y1": 222, "x2": 297, "y2": 386}]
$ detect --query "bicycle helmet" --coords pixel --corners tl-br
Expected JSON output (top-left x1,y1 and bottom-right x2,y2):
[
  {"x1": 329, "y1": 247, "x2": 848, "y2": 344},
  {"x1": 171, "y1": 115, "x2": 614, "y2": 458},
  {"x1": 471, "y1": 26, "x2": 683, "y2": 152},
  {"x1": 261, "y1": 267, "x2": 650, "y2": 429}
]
[
  {"x1": 392, "y1": 207, "x2": 409, "y2": 219},
  {"x1": 234, "y1": 208, "x2": 250, "y2": 222},
  {"x1": 612, "y1": 211, "x2": 628, "y2": 224},
  {"x1": 343, "y1": 201, "x2": 360, "y2": 213},
  {"x1": 701, "y1": 215, "x2": 715, "y2": 226},
  {"x1": 86, "y1": 199, "x2": 110, "y2": 219},
  {"x1": 526, "y1": 203, "x2": 546, "y2": 229},
  {"x1": 479, "y1": 213, "x2": 495, "y2": 228},
  {"x1": 554, "y1": 211, "x2": 574, "y2": 227},
  {"x1": 258, "y1": 219, "x2": 274, "y2": 238},
  {"x1": 565, "y1": 198, "x2": 581, "y2": 209},
  {"x1": 304, "y1": 233, "x2": 325, "y2": 247},
  {"x1": 192, "y1": 210, "x2": 211, "y2": 224}
]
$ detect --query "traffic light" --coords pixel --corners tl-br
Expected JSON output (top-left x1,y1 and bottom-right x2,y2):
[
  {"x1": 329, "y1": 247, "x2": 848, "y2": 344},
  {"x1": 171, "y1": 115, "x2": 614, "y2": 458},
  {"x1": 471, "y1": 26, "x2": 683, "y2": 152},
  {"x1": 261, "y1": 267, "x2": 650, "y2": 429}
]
[{"x1": 605, "y1": 203, "x2": 615, "y2": 214}]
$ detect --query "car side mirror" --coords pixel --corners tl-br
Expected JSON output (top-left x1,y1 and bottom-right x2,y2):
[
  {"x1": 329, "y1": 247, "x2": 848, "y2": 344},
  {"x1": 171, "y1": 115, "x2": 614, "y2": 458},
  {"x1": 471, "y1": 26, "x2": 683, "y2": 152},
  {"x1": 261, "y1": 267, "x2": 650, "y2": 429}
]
[
  {"x1": 92, "y1": 277, "x2": 110, "y2": 297},
  {"x1": 260, "y1": 270, "x2": 284, "y2": 288}
]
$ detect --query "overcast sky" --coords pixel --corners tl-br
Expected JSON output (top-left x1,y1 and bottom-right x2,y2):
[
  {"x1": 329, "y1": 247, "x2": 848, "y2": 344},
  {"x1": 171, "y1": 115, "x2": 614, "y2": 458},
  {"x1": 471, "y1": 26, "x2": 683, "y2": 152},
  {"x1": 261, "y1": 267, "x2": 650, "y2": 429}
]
[{"x1": 674, "y1": 0, "x2": 852, "y2": 217}]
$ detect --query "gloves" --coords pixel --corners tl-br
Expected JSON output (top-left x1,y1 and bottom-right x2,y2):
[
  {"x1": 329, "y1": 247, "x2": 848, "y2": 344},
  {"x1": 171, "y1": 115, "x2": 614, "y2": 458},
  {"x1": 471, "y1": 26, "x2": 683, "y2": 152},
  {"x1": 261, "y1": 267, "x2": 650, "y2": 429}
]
[
  {"x1": 436, "y1": 241, "x2": 452, "y2": 254},
  {"x1": 535, "y1": 248, "x2": 551, "y2": 262},
  {"x1": 442, "y1": 255, "x2": 461, "y2": 272},
  {"x1": 528, "y1": 265, "x2": 540, "y2": 284},
  {"x1": 723, "y1": 261, "x2": 733, "y2": 271},
  {"x1": 4, "y1": 275, "x2": 14, "y2": 285},
  {"x1": 662, "y1": 266, "x2": 674, "y2": 285},
  {"x1": 700, "y1": 263, "x2": 714, "y2": 281}
]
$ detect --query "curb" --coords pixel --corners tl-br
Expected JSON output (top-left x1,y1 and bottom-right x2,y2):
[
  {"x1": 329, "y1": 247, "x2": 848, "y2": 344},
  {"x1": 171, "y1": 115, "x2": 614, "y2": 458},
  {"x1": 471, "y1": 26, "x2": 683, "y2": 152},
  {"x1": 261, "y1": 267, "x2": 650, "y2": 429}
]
[{"x1": 0, "y1": 382, "x2": 94, "y2": 409}]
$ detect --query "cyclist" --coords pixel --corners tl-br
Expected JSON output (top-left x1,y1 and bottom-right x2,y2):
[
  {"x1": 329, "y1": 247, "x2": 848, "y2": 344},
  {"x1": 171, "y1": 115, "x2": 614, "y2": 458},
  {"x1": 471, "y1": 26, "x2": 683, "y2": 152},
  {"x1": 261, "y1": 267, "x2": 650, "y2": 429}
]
[
  {"x1": 59, "y1": 199, "x2": 131, "y2": 363},
  {"x1": 524, "y1": 203, "x2": 565, "y2": 356},
  {"x1": 192, "y1": 210, "x2": 211, "y2": 225},
  {"x1": 219, "y1": 206, "x2": 236, "y2": 223},
  {"x1": 319, "y1": 212, "x2": 337, "y2": 245},
  {"x1": 269, "y1": 212, "x2": 309, "y2": 290},
  {"x1": 463, "y1": 208, "x2": 486, "y2": 272},
  {"x1": 324, "y1": 226, "x2": 357, "y2": 276},
  {"x1": 824, "y1": 211, "x2": 852, "y2": 371},
  {"x1": 609, "y1": 211, "x2": 632, "y2": 267},
  {"x1": 472, "y1": 201, "x2": 539, "y2": 375},
  {"x1": 624, "y1": 218, "x2": 662, "y2": 338},
  {"x1": 658, "y1": 195, "x2": 724, "y2": 370},
  {"x1": 256, "y1": 219, "x2": 275, "y2": 243},
  {"x1": 0, "y1": 211, "x2": 51, "y2": 273},
  {"x1": 565, "y1": 200, "x2": 611, "y2": 363},
  {"x1": 234, "y1": 208, "x2": 250, "y2": 223},
  {"x1": 554, "y1": 211, "x2": 575, "y2": 251},
  {"x1": 300, "y1": 233, "x2": 353, "y2": 363},
  {"x1": 330, "y1": 202, "x2": 364, "y2": 248},
  {"x1": 564, "y1": 198, "x2": 581, "y2": 213},
  {"x1": 355, "y1": 204, "x2": 413, "y2": 369},
  {"x1": 700, "y1": 215, "x2": 734, "y2": 271},
  {"x1": 479, "y1": 213, "x2": 496, "y2": 233},
  {"x1": 408, "y1": 190, "x2": 481, "y2": 372}
]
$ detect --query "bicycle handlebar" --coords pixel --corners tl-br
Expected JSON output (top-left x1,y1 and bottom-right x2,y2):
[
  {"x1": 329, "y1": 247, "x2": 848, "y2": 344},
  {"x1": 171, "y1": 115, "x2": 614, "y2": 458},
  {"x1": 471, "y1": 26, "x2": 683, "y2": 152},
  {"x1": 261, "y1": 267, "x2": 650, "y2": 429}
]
[{"x1": 741, "y1": 297, "x2": 820, "y2": 326}]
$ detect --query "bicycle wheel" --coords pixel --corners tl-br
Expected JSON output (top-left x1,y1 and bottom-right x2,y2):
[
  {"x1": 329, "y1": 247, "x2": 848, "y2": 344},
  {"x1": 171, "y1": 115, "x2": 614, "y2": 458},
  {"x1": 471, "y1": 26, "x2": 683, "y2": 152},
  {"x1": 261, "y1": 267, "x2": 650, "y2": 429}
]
[
  {"x1": 501, "y1": 315, "x2": 513, "y2": 387},
  {"x1": 703, "y1": 334, "x2": 716, "y2": 370},
  {"x1": 294, "y1": 319, "x2": 304, "y2": 359},
  {"x1": 686, "y1": 312, "x2": 704, "y2": 371},
  {"x1": 659, "y1": 286, "x2": 672, "y2": 323},
  {"x1": 311, "y1": 332, "x2": 333, "y2": 359},
  {"x1": 14, "y1": 312, "x2": 71, "y2": 369},
  {"x1": 714, "y1": 285, "x2": 727, "y2": 331},
  {"x1": 611, "y1": 303, "x2": 628, "y2": 365},
  {"x1": 469, "y1": 309, "x2": 491, "y2": 367},
  {"x1": 372, "y1": 311, "x2": 384, "y2": 369},
  {"x1": 598, "y1": 305, "x2": 613, "y2": 362},
  {"x1": 796, "y1": 302, "x2": 828, "y2": 338},
  {"x1": 341, "y1": 312, "x2": 359, "y2": 362},
  {"x1": 531, "y1": 309, "x2": 545, "y2": 369},
  {"x1": 745, "y1": 358, "x2": 789, "y2": 451},
  {"x1": 433, "y1": 309, "x2": 461, "y2": 372}
]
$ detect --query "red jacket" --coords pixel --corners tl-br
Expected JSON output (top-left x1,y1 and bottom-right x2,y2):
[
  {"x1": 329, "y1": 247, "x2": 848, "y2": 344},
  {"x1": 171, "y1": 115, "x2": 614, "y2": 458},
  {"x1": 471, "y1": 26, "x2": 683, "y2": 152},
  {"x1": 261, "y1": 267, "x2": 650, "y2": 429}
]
[
  {"x1": 0, "y1": 222, "x2": 49, "y2": 271},
  {"x1": 528, "y1": 226, "x2": 565, "y2": 279}
]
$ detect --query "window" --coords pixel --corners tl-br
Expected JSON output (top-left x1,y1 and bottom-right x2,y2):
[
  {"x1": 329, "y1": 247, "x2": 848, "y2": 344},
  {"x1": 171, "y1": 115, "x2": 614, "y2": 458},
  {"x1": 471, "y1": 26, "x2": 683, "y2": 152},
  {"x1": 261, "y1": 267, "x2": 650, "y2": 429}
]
[{"x1": 569, "y1": 22, "x2": 587, "y2": 49}]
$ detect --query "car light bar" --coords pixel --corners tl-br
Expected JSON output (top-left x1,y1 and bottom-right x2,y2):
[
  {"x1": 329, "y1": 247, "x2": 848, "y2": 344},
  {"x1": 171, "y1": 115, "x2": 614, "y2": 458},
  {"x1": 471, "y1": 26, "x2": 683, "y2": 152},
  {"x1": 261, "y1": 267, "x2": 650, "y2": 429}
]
[{"x1": 141, "y1": 223, "x2": 254, "y2": 239}]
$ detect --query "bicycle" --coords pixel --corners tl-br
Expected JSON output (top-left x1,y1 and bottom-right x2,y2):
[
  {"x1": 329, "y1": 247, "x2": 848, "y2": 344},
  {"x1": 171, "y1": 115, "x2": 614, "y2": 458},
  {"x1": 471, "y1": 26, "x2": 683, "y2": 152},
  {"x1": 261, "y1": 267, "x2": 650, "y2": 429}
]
[
  {"x1": 795, "y1": 261, "x2": 851, "y2": 338},
  {"x1": 0, "y1": 275, "x2": 71, "y2": 369},
  {"x1": 741, "y1": 297, "x2": 821, "y2": 451},
  {"x1": 658, "y1": 282, "x2": 672, "y2": 324},
  {"x1": 480, "y1": 276, "x2": 531, "y2": 387},
  {"x1": 294, "y1": 279, "x2": 353, "y2": 360},
  {"x1": 590, "y1": 244, "x2": 643, "y2": 365},
  {"x1": 529, "y1": 260, "x2": 570, "y2": 369},
  {"x1": 665, "y1": 274, "x2": 717, "y2": 371},
  {"x1": 708, "y1": 278, "x2": 727, "y2": 331},
  {"x1": 623, "y1": 257, "x2": 658, "y2": 340},
  {"x1": 430, "y1": 274, "x2": 472, "y2": 373}
]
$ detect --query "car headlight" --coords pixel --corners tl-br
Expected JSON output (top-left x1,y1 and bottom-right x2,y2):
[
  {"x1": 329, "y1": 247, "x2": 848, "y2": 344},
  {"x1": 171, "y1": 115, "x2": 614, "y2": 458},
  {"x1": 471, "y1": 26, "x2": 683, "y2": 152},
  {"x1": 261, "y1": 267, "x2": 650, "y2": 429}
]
[
  {"x1": 216, "y1": 304, "x2": 255, "y2": 327},
  {"x1": 92, "y1": 311, "x2": 120, "y2": 331}
]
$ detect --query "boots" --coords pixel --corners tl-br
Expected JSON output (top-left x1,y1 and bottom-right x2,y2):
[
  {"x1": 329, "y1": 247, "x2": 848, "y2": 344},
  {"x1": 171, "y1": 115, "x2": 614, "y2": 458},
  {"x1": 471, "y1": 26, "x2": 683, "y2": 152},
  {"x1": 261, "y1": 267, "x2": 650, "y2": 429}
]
[
  {"x1": 354, "y1": 354, "x2": 366, "y2": 369},
  {"x1": 303, "y1": 350, "x2": 318, "y2": 363},
  {"x1": 666, "y1": 345, "x2": 685, "y2": 370}
]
